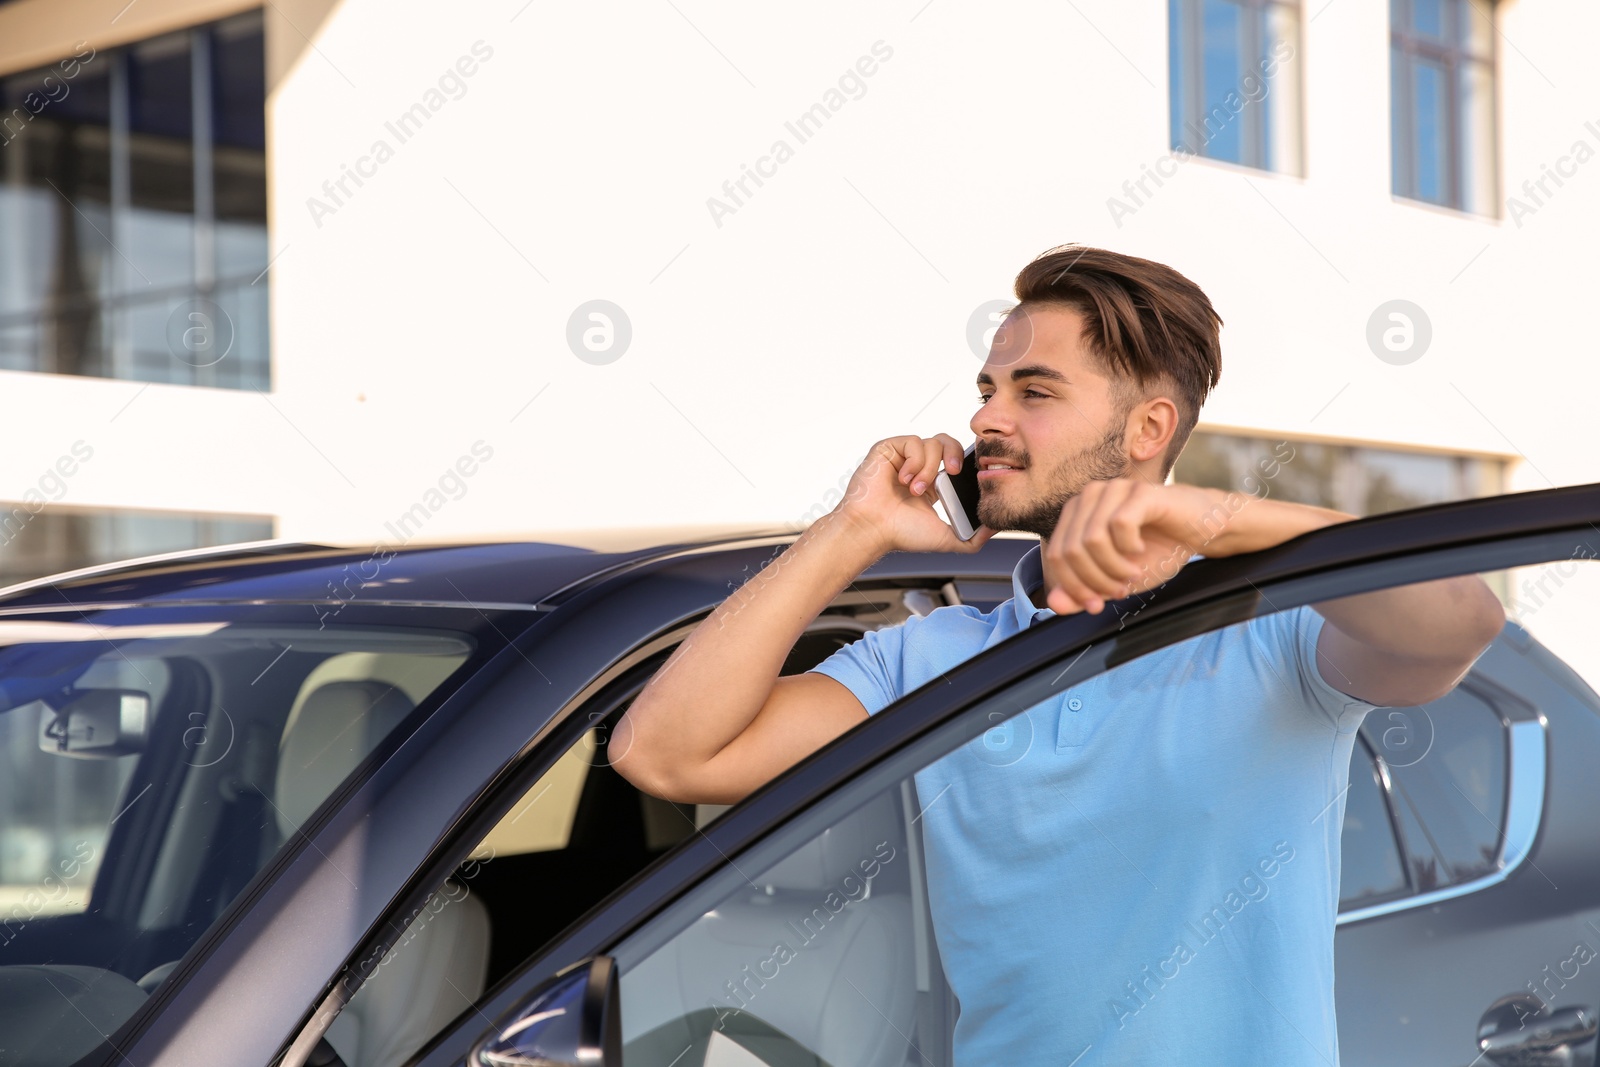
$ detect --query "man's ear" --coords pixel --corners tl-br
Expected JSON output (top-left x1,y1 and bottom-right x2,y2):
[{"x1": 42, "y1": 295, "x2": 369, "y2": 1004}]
[{"x1": 1125, "y1": 394, "x2": 1180, "y2": 466}]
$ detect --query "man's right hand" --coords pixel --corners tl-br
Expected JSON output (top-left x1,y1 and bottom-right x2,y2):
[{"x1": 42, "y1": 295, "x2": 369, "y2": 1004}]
[
  {"x1": 613, "y1": 433, "x2": 996, "y2": 805},
  {"x1": 836, "y1": 434, "x2": 997, "y2": 555}
]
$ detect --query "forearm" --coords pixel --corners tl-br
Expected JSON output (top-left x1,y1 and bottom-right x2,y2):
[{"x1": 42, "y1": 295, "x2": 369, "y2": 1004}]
[
  {"x1": 1205, "y1": 490, "x2": 1503, "y2": 666},
  {"x1": 1201, "y1": 491, "x2": 1353, "y2": 558},
  {"x1": 611, "y1": 509, "x2": 886, "y2": 786}
]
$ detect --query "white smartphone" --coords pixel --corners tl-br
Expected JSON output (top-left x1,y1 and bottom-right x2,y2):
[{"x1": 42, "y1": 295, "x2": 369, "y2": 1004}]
[{"x1": 932, "y1": 443, "x2": 981, "y2": 541}]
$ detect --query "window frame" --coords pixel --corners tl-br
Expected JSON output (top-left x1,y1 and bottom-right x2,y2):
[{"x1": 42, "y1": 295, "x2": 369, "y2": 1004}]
[
  {"x1": 1389, "y1": 0, "x2": 1499, "y2": 214},
  {"x1": 0, "y1": 10, "x2": 269, "y2": 387},
  {"x1": 1168, "y1": 0, "x2": 1305, "y2": 174},
  {"x1": 387, "y1": 487, "x2": 1600, "y2": 1067},
  {"x1": 1337, "y1": 672, "x2": 1542, "y2": 925},
  {"x1": 286, "y1": 609, "x2": 890, "y2": 1067}
]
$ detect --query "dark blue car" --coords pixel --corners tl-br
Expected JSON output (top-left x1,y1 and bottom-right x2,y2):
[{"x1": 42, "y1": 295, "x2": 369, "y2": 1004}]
[{"x1": 0, "y1": 486, "x2": 1597, "y2": 1067}]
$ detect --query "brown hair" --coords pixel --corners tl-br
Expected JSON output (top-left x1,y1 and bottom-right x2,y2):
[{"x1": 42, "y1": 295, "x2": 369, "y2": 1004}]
[{"x1": 1012, "y1": 244, "x2": 1222, "y2": 474}]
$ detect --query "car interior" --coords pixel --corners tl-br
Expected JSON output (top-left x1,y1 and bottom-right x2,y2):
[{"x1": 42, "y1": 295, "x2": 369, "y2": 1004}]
[
  {"x1": 0, "y1": 622, "x2": 476, "y2": 1067},
  {"x1": 336, "y1": 588, "x2": 965, "y2": 1067}
]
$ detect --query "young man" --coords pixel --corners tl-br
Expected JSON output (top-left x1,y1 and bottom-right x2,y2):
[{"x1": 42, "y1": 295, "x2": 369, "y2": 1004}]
[{"x1": 610, "y1": 245, "x2": 1504, "y2": 1063}]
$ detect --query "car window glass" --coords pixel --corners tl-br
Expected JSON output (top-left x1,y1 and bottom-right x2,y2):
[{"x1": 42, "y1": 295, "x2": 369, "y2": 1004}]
[
  {"x1": 1366, "y1": 686, "x2": 1508, "y2": 892},
  {"x1": 1337, "y1": 742, "x2": 1407, "y2": 907},
  {"x1": 0, "y1": 656, "x2": 167, "y2": 918},
  {"x1": 405, "y1": 551, "x2": 1600, "y2": 1067},
  {"x1": 0, "y1": 613, "x2": 478, "y2": 1067},
  {"x1": 322, "y1": 624, "x2": 876, "y2": 1067},
  {"x1": 469, "y1": 732, "x2": 597, "y2": 859},
  {"x1": 602, "y1": 567, "x2": 1547, "y2": 1067}
]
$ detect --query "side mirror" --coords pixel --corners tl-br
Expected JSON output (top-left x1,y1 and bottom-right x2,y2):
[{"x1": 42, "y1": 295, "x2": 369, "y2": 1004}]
[
  {"x1": 472, "y1": 956, "x2": 621, "y2": 1067},
  {"x1": 38, "y1": 690, "x2": 150, "y2": 759}
]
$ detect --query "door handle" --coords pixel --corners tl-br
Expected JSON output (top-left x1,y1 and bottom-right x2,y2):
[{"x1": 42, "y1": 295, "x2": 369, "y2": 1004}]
[{"x1": 1477, "y1": 992, "x2": 1597, "y2": 1066}]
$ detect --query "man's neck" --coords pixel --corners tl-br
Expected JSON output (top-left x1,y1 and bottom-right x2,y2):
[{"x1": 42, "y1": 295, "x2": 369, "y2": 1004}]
[{"x1": 1027, "y1": 536, "x2": 1048, "y2": 607}]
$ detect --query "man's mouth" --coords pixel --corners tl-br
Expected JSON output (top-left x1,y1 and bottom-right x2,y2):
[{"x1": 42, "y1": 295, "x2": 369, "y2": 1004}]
[{"x1": 977, "y1": 457, "x2": 1025, "y2": 480}]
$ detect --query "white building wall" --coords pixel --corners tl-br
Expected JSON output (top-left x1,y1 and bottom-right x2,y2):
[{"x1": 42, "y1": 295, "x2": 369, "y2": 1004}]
[{"x1": 1, "y1": 0, "x2": 1596, "y2": 545}]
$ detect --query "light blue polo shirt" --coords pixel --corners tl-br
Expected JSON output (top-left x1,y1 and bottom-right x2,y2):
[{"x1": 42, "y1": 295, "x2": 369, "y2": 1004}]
[{"x1": 807, "y1": 543, "x2": 1378, "y2": 1065}]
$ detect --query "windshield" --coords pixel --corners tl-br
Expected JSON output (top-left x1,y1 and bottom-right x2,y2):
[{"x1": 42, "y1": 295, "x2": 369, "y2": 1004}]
[{"x1": 0, "y1": 610, "x2": 478, "y2": 1064}]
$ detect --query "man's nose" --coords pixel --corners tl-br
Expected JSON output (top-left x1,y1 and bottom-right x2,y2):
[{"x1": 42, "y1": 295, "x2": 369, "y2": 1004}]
[{"x1": 971, "y1": 397, "x2": 1012, "y2": 437}]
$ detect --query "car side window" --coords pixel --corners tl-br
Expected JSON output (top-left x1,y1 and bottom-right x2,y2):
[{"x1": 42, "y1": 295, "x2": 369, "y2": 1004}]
[
  {"x1": 619, "y1": 783, "x2": 923, "y2": 1067},
  {"x1": 1363, "y1": 687, "x2": 1508, "y2": 893},
  {"x1": 607, "y1": 602, "x2": 1415, "y2": 1067},
  {"x1": 322, "y1": 623, "x2": 873, "y2": 1067},
  {"x1": 1337, "y1": 742, "x2": 1408, "y2": 908}
]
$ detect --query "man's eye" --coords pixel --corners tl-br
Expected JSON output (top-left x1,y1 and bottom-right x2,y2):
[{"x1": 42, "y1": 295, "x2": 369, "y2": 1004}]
[{"x1": 1024, "y1": 389, "x2": 1047, "y2": 399}]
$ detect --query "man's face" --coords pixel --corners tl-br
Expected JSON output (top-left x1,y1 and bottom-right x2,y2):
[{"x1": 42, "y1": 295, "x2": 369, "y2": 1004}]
[{"x1": 971, "y1": 303, "x2": 1132, "y2": 539}]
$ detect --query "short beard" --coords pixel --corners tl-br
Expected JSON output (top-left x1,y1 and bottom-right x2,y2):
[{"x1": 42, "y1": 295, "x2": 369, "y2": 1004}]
[{"x1": 976, "y1": 423, "x2": 1130, "y2": 539}]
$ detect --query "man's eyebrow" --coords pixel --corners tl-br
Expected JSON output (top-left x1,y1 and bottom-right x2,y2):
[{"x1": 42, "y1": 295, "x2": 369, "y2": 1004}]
[{"x1": 975, "y1": 365, "x2": 1072, "y2": 387}]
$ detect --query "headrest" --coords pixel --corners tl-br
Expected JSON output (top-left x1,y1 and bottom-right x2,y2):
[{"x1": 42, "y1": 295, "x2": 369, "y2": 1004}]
[
  {"x1": 274, "y1": 679, "x2": 415, "y2": 836},
  {"x1": 758, "y1": 792, "x2": 900, "y2": 892}
]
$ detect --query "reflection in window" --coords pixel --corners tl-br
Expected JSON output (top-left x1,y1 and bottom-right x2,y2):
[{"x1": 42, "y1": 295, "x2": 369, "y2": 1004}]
[
  {"x1": 1366, "y1": 686, "x2": 1507, "y2": 892},
  {"x1": 0, "y1": 615, "x2": 475, "y2": 1067},
  {"x1": 1338, "y1": 746, "x2": 1408, "y2": 907},
  {"x1": 1169, "y1": 0, "x2": 1303, "y2": 174},
  {"x1": 1391, "y1": 0, "x2": 1497, "y2": 214},
  {"x1": 0, "y1": 11, "x2": 267, "y2": 388},
  {"x1": 0, "y1": 505, "x2": 274, "y2": 587},
  {"x1": 1174, "y1": 430, "x2": 1506, "y2": 516}
]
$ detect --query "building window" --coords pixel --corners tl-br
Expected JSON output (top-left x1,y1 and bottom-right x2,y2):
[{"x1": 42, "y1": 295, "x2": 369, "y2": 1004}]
[
  {"x1": 0, "y1": 10, "x2": 267, "y2": 388},
  {"x1": 1174, "y1": 430, "x2": 1505, "y2": 515},
  {"x1": 1390, "y1": 0, "x2": 1497, "y2": 215},
  {"x1": 1168, "y1": 0, "x2": 1303, "y2": 174},
  {"x1": 0, "y1": 506, "x2": 274, "y2": 587}
]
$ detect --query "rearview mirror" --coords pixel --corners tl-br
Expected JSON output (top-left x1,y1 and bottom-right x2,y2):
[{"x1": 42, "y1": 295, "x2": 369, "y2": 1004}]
[
  {"x1": 472, "y1": 956, "x2": 620, "y2": 1067},
  {"x1": 38, "y1": 690, "x2": 150, "y2": 759}
]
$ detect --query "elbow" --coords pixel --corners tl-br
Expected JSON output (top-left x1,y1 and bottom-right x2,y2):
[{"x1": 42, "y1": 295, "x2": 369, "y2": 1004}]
[
  {"x1": 606, "y1": 713, "x2": 692, "y2": 802},
  {"x1": 1466, "y1": 580, "x2": 1508, "y2": 656}
]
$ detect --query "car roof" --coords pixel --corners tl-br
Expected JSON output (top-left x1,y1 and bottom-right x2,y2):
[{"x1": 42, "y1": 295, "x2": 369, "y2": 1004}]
[{"x1": 0, "y1": 523, "x2": 807, "y2": 613}]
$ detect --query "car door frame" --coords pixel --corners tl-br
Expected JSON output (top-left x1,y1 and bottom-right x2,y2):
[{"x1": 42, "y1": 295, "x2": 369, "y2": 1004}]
[
  {"x1": 263, "y1": 541, "x2": 1032, "y2": 1067},
  {"x1": 98, "y1": 537, "x2": 1021, "y2": 1067},
  {"x1": 384, "y1": 483, "x2": 1600, "y2": 1067}
]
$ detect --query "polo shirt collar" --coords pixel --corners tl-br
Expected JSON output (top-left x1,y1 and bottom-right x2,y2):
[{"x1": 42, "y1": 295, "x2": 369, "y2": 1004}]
[{"x1": 1010, "y1": 543, "x2": 1057, "y2": 630}]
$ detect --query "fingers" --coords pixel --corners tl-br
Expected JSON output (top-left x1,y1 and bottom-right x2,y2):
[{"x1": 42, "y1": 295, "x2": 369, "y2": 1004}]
[
  {"x1": 1045, "y1": 479, "x2": 1146, "y2": 614},
  {"x1": 934, "y1": 433, "x2": 965, "y2": 476},
  {"x1": 964, "y1": 524, "x2": 997, "y2": 552},
  {"x1": 940, "y1": 522, "x2": 997, "y2": 555},
  {"x1": 890, "y1": 434, "x2": 963, "y2": 497},
  {"x1": 1046, "y1": 485, "x2": 1115, "y2": 614},
  {"x1": 1079, "y1": 481, "x2": 1144, "y2": 595}
]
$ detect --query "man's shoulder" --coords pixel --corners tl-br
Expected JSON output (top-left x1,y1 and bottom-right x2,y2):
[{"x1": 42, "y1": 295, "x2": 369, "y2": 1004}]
[
  {"x1": 858, "y1": 600, "x2": 998, "y2": 653},
  {"x1": 912, "y1": 601, "x2": 1000, "y2": 633}
]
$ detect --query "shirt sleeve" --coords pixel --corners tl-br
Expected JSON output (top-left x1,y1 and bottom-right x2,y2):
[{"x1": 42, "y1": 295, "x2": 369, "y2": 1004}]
[
  {"x1": 805, "y1": 616, "x2": 918, "y2": 717},
  {"x1": 1257, "y1": 603, "x2": 1380, "y2": 731}
]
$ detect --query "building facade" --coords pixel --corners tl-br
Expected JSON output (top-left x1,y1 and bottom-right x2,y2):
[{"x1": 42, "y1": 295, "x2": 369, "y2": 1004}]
[{"x1": 0, "y1": 0, "x2": 1588, "y2": 579}]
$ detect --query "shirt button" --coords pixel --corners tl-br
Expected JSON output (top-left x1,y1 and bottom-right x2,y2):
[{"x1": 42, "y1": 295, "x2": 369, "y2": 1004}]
[{"x1": 1068, "y1": 698, "x2": 1082, "y2": 711}]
